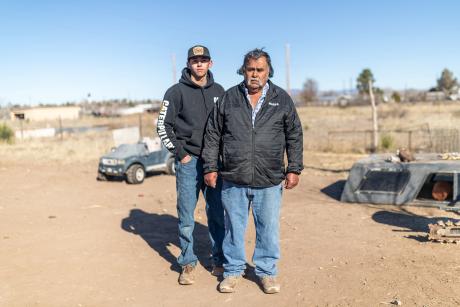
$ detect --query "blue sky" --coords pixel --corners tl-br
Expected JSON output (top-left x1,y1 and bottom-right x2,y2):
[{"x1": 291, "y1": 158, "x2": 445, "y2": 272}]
[{"x1": 1, "y1": 0, "x2": 459, "y2": 105}]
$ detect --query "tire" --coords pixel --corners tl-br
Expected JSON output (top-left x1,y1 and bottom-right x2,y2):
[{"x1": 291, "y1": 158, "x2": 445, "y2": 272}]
[
  {"x1": 166, "y1": 157, "x2": 176, "y2": 176},
  {"x1": 126, "y1": 164, "x2": 145, "y2": 184},
  {"x1": 97, "y1": 171, "x2": 108, "y2": 181}
]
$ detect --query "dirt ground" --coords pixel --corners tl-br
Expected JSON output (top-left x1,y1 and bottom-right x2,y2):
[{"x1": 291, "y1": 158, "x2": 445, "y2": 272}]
[{"x1": 2, "y1": 157, "x2": 460, "y2": 307}]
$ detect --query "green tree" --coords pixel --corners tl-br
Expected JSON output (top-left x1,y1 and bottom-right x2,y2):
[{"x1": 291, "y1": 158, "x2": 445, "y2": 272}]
[
  {"x1": 391, "y1": 91, "x2": 401, "y2": 103},
  {"x1": 356, "y1": 68, "x2": 375, "y2": 95},
  {"x1": 437, "y1": 68, "x2": 458, "y2": 94},
  {"x1": 356, "y1": 68, "x2": 379, "y2": 151},
  {"x1": 0, "y1": 123, "x2": 14, "y2": 143}
]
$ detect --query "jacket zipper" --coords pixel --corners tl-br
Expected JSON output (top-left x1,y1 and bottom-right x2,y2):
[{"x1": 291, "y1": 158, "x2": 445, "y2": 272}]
[
  {"x1": 244, "y1": 85, "x2": 276, "y2": 187},
  {"x1": 245, "y1": 91, "x2": 256, "y2": 186},
  {"x1": 251, "y1": 91, "x2": 278, "y2": 186},
  {"x1": 251, "y1": 128, "x2": 255, "y2": 185}
]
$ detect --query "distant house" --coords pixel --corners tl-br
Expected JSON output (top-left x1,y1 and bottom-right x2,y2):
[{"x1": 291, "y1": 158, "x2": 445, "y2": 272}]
[
  {"x1": 425, "y1": 91, "x2": 446, "y2": 102},
  {"x1": 448, "y1": 86, "x2": 460, "y2": 101},
  {"x1": 317, "y1": 94, "x2": 352, "y2": 106},
  {"x1": 115, "y1": 103, "x2": 159, "y2": 116},
  {"x1": 10, "y1": 106, "x2": 81, "y2": 121}
]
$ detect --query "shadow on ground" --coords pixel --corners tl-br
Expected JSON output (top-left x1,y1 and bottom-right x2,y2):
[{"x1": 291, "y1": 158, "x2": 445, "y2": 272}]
[
  {"x1": 121, "y1": 209, "x2": 212, "y2": 272},
  {"x1": 303, "y1": 165, "x2": 350, "y2": 173},
  {"x1": 372, "y1": 210, "x2": 460, "y2": 242},
  {"x1": 320, "y1": 180, "x2": 460, "y2": 242},
  {"x1": 320, "y1": 180, "x2": 346, "y2": 201},
  {"x1": 145, "y1": 171, "x2": 168, "y2": 179},
  {"x1": 96, "y1": 171, "x2": 169, "y2": 184}
]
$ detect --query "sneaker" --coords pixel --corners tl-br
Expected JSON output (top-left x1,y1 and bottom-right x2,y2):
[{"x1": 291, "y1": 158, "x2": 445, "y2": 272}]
[
  {"x1": 219, "y1": 275, "x2": 241, "y2": 293},
  {"x1": 211, "y1": 265, "x2": 224, "y2": 277},
  {"x1": 178, "y1": 264, "x2": 196, "y2": 285},
  {"x1": 260, "y1": 276, "x2": 280, "y2": 294}
]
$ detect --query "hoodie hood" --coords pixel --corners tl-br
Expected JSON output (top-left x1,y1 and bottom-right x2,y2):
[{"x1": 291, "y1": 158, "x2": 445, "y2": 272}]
[
  {"x1": 179, "y1": 68, "x2": 215, "y2": 89},
  {"x1": 157, "y1": 67, "x2": 225, "y2": 160}
]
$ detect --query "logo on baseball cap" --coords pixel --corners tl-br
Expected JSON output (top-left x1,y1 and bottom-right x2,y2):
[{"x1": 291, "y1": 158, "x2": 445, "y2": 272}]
[{"x1": 188, "y1": 45, "x2": 211, "y2": 60}]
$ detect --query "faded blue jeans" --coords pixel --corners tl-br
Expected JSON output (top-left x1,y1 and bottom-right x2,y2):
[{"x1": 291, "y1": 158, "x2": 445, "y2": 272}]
[
  {"x1": 221, "y1": 180, "x2": 283, "y2": 278},
  {"x1": 175, "y1": 155, "x2": 225, "y2": 268}
]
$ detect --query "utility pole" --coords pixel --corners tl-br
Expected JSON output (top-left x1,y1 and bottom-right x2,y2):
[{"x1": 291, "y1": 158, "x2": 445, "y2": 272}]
[
  {"x1": 138, "y1": 113, "x2": 143, "y2": 141},
  {"x1": 285, "y1": 44, "x2": 291, "y2": 96},
  {"x1": 20, "y1": 117, "x2": 24, "y2": 141},
  {"x1": 404, "y1": 83, "x2": 407, "y2": 102},
  {"x1": 369, "y1": 80, "x2": 378, "y2": 152},
  {"x1": 171, "y1": 53, "x2": 177, "y2": 85},
  {"x1": 58, "y1": 116, "x2": 63, "y2": 141}
]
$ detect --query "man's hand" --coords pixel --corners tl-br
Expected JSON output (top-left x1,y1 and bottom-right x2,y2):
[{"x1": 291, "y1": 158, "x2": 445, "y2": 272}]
[
  {"x1": 204, "y1": 172, "x2": 218, "y2": 188},
  {"x1": 180, "y1": 155, "x2": 192, "y2": 164},
  {"x1": 284, "y1": 173, "x2": 299, "y2": 189}
]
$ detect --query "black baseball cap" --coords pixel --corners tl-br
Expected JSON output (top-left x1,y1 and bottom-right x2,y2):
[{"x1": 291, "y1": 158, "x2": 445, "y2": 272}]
[{"x1": 187, "y1": 45, "x2": 211, "y2": 60}]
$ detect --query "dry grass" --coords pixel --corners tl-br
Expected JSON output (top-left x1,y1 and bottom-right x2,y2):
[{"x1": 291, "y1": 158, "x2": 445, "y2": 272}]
[
  {"x1": 2, "y1": 101, "x2": 460, "y2": 164},
  {"x1": 5, "y1": 113, "x2": 158, "y2": 135},
  {"x1": 300, "y1": 101, "x2": 460, "y2": 153},
  {"x1": 0, "y1": 131, "x2": 113, "y2": 164},
  {"x1": 0, "y1": 114, "x2": 158, "y2": 164}
]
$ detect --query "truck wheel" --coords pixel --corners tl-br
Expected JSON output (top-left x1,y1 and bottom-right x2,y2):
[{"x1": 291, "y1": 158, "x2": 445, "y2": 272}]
[
  {"x1": 97, "y1": 171, "x2": 108, "y2": 181},
  {"x1": 166, "y1": 157, "x2": 176, "y2": 175},
  {"x1": 126, "y1": 164, "x2": 145, "y2": 184}
]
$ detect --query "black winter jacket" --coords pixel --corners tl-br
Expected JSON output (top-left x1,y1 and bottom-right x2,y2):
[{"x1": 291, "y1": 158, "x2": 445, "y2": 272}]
[
  {"x1": 202, "y1": 80, "x2": 304, "y2": 187},
  {"x1": 157, "y1": 68, "x2": 224, "y2": 160}
]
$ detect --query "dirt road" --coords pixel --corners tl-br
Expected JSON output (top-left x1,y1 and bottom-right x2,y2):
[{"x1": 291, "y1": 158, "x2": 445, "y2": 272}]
[{"x1": 1, "y1": 160, "x2": 460, "y2": 306}]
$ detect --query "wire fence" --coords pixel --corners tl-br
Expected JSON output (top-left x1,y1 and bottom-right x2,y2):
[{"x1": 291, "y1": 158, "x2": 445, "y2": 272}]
[{"x1": 326, "y1": 125, "x2": 460, "y2": 153}]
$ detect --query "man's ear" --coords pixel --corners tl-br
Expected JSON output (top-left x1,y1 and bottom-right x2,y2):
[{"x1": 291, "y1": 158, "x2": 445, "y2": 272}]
[
  {"x1": 186, "y1": 61, "x2": 191, "y2": 69},
  {"x1": 208, "y1": 59, "x2": 213, "y2": 69}
]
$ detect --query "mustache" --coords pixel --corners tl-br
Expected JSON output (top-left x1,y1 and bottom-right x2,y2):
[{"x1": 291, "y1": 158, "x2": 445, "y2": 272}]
[{"x1": 247, "y1": 78, "x2": 263, "y2": 87}]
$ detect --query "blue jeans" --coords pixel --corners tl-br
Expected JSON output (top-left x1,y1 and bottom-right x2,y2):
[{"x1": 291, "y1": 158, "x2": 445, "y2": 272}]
[
  {"x1": 175, "y1": 155, "x2": 225, "y2": 267},
  {"x1": 221, "y1": 180, "x2": 283, "y2": 278}
]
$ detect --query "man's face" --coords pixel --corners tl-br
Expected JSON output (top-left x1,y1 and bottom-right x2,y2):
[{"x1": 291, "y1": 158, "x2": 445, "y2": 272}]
[
  {"x1": 187, "y1": 56, "x2": 212, "y2": 79},
  {"x1": 244, "y1": 57, "x2": 269, "y2": 92}
]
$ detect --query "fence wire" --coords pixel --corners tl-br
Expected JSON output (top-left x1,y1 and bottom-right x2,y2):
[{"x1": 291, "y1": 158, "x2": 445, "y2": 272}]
[{"x1": 327, "y1": 126, "x2": 460, "y2": 153}]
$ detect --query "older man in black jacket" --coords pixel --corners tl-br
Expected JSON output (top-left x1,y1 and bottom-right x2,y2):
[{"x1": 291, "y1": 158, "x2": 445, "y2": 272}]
[{"x1": 202, "y1": 48, "x2": 303, "y2": 294}]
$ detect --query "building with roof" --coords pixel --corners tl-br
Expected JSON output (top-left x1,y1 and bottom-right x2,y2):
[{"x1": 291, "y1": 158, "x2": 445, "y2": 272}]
[{"x1": 10, "y1": 106, "x2": 81, "y2": 121}]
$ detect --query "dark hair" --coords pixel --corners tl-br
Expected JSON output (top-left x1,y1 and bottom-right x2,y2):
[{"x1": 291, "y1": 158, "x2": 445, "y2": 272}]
[{"x1": 237, "y1": 48, "x2": 274, "y2": 78}]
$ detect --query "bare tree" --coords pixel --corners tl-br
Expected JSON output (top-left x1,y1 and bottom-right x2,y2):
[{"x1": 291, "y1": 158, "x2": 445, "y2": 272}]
[{"x1": 299, "y1": 78, "x2": 318, "y2": 104}]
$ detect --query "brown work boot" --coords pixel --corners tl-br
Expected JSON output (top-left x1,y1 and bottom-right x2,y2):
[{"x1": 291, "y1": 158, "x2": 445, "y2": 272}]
[
  {"x1": 211, "y1": 265, "x2": 224, "y2": 277},
  {"x1": 178, "y1": 264, "x2": 196, "y2": 285},
  {"x1": 260, "y1": 276, "x2": 280, "y2": 294},
  {"x1": 219, "y1": 275, "x2": 241, "y2": 293}
]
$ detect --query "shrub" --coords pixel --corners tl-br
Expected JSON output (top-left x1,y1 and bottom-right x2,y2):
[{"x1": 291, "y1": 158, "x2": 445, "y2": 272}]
[
  {"x1": 391, "y1": 91, "x2": 401, "y2": 103},
  {"x1": 380, "y1": 134, "x2": 394, "y2": 150},
  {"x1": 0, "y1": 123, "x2": 14, "y2": 143}
]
